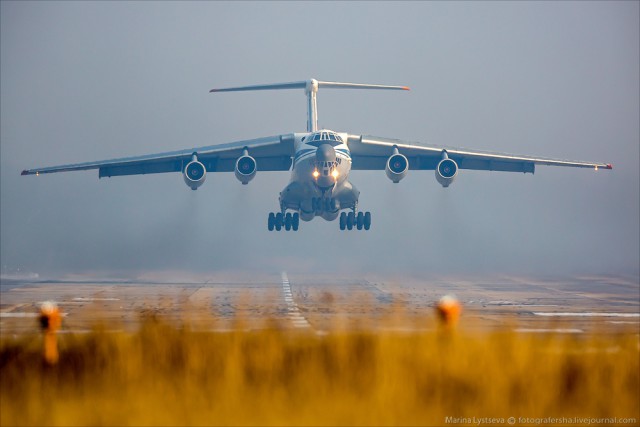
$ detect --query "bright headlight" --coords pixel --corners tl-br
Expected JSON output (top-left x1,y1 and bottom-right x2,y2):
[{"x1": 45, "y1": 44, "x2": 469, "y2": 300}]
[
  {"x1": 331, "y1": 169, "x2": 339, "y2": 179},
  {"x1": 312, "y1": 170, "x2": 320, "y2": 178}
]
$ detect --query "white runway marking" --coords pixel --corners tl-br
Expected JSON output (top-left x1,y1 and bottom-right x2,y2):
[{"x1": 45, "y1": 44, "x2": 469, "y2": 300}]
[
  {"x1": 281, "y1": 272, "x2": 311, "y2": 329},
  {"x1": 515, "y1": 328, "x2": 584, "y2": 334},
  {"x1": 0, "y1": 312, "x2": 68, "y2": 318},
  {"x1": 533, "y1": 312, "x2": 640, "y2": 318},
  {"x1": 0, "y1": 313, "x2": 40, "y2": 318},
  {"x1": 72, "y1": 297, "x2": 120, "y2": 301},
  {"x1": 607, "y1": 321, "x2": 639, "y2": 324}
]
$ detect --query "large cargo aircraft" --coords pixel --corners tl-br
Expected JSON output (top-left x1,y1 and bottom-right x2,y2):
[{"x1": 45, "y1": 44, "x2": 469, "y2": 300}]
[{"x1": 22, "y1": 79, "x2": 612, "y2": 232}]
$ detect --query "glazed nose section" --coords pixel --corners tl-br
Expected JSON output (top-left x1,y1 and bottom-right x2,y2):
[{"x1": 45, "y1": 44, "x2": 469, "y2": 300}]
[
  {"x1": 316, "y1": 143, "x2": 336, "y2": 163},
  {"x1": 314, "y1": 144, "x2": 338, "y2": 188}
]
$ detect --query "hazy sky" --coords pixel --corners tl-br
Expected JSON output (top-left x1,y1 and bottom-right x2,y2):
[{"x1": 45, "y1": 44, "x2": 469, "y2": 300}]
[{"x1": 1, "y1": 1, "x2": 638, "y2": 280}]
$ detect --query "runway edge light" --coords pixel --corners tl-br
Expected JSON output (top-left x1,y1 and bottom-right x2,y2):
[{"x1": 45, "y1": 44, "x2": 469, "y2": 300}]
[
  {"x1": 435, "y1": 294, "x2": 462, "y2": 329},
  {"x1": 39, "y1": 301, "x2": 61, "y2": 365}
]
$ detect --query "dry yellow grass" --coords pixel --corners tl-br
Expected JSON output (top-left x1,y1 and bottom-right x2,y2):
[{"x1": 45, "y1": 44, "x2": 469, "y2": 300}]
[{"x1": 1, "y1": 313, "x2": 638, "y2": 426}]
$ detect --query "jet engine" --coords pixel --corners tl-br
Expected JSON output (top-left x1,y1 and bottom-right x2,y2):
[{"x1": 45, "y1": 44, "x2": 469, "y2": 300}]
[
  {"x1": 385, "y1": 152, "x2": 409, "y2": 183},
  {"x1": 235, "y1": 152, "x2": 257, "y2": 185},
  {"x1": 183, "y1": 155, "x2": 206, "y2": 190},
  {"x1": 435, "y1": 157, "x2": 458, "y2": 187}
]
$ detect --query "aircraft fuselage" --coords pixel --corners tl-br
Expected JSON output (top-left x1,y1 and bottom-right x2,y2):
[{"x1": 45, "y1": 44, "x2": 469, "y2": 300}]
[{"x1": 279, "y1": 130, "x2": 359, "y2": 222}]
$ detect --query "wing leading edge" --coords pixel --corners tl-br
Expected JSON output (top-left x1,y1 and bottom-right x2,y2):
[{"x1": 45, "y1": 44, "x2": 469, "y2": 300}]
[
  {"x1": 21, "y1": 134, "x2": 296, "y2": 178},
  {"x1": 348, "y1": 135, "x2": 612, "y2": 173}
]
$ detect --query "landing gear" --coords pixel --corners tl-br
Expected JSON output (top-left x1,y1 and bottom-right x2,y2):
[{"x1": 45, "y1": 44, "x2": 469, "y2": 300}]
[
  {"x1": 356, "y1": 212, "x2": 364, "y2": 230},
  {"x1": 268, "y1": 211, "x2": 299, "y2": 232},
  {"x1": 339, "y1": 210, "x2": 371, "y2": 231},
  {"x1": 268, "y1": 213, "x2": 275, "y2": 231},
  {"x1": 285, "y1": 213, "x2": 292, "y2": 231},
  {"x1": 312, "y1": 197, "x2": 338, "y2": 213},
  {"x1": 347, "y1": 211, "x2": 355, "y2": 230}
]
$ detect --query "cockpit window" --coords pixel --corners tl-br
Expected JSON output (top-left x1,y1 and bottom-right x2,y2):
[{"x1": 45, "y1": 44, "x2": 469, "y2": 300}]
[{"x1": 307, "y1": 132, "x2": 343, "y2": 144}]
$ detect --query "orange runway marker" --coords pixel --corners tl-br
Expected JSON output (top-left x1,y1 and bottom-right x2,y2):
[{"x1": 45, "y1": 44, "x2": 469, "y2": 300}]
[
  {"x1": 39, "y1": 301, "x2": 61, "y2": 365},
  {"x1": 435, "y1": 295, "x2": 462, "y2": 329}
]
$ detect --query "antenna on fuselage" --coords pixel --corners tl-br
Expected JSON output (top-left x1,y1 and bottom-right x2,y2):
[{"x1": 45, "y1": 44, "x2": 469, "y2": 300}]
[{"x1": 209, "y1": 78, "x2": 409, "y2": 133}]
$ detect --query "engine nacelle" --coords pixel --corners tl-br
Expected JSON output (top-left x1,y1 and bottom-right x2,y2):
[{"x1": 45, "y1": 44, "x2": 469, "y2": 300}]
[
  {"x1": 235, "y1": 155, "x2": 257, "y2": 184},
  {"x1": 385, "y1": 153, "x2": 409, "y2": 183},
  {"x1": 183, "y1": 159, "x2": 206, "y2": 190},
  {"x1": 435, "y1": 158, "x2": 458, "y2": 187}
]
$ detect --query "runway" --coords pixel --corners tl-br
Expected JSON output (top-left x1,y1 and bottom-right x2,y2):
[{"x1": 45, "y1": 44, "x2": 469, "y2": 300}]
[{"x1": 1, "y1": 273, "x2": 638, "y2": 337}]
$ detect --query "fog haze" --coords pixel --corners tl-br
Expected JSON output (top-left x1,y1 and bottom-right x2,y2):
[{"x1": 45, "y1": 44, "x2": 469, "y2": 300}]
[{"x1": 1, "y1": 2, "x2": 638, "y2": 279}]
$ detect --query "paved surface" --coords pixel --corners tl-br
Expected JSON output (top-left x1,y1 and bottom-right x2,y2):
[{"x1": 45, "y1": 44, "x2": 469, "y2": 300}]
[{"x1": 1, "y1": 273, "x2": 638, "y2": 337}]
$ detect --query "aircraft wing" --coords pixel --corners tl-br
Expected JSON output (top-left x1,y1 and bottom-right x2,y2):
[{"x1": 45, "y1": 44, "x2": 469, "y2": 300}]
[
  {"x1": 21, "y1": 134, "x2": 296, "y2": 177},
  {"x1": 347, "y1": 135, "x2": 612, "y2": 173}
]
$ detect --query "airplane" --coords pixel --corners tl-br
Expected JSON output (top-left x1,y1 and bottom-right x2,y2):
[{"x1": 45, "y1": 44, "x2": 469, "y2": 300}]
[{"x1": 22, "y1": 78, "x2": 612, "y2": 232}]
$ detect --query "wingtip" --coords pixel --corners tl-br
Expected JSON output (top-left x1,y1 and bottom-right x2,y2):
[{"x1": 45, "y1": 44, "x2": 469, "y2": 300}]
[
  {"x1": 402, "y1": 86, "x2": 410, "y2": 91},
  {"x1": 21, "y1": 170, "x2": 28, "y2": 176},
  {"x1": 606, "y1": 164, "x2": 613, "y2": 170}
]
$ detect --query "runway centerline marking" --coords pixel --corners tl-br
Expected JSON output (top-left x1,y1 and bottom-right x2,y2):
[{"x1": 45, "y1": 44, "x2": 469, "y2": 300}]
[
  {"x1": 281, "y1": 272, "x2": 311, "y2": 329},
  {"x1": 533, "y1": 312, "x2": 640, "y2": 318}
]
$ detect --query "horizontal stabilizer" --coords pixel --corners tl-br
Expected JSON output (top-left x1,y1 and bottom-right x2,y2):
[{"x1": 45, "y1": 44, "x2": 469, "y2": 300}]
[
  {"x1": 210, "y1": 78, "x2": 410, "y2": 93},
  {"x1": 209, "y1": 81, "x2": 307, "y2": 93},
  {"x1": 209, "y1": 78, "x2": 410, "y2": 132},
  {"x1": 317, "y1": 81, "x2": 409, "y2": 91}
]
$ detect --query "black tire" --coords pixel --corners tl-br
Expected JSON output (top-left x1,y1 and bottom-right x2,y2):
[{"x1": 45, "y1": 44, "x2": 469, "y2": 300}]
[
  {"x1": 292, "y1": 213, "x2": 299, "y2": 231},
  {"x1": 347, "y1": 211, "x2": 355, "y2": 230},
  {"x1": 356, "y1": 212, "x2": 364, "y2": 230},
  {"x1": 275, "y1": 213, "x2": 283, "y2": 231},
  {"x1": 285, "y1": 213, "x2": 292, "y2": 231},
  {"x1": 268, "y1": 212, "x2": 275, "y2": 231},
  {"x1": 339, "y1": 212, "x2": 346, "y2": 230},
  {"x1": 364, "y1": 212, "x2": 371, "y2": 230}
]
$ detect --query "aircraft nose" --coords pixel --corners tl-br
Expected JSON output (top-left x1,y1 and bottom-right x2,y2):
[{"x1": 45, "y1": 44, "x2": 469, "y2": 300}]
[{"x1": 316, "y1": 144, "x2": 337, "y2": 162}]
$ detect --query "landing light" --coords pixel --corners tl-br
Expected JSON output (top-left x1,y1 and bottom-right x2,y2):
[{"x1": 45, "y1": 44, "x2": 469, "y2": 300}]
[
  {"x1": 331, "y1": 169, "x2": 339, "y2": 179},
  {"x1": 595, "y1": 165, "x2": 598, "y2": 171},
  {"x1": 312, "y1": 170, "x2": 319, "y2": 179}
]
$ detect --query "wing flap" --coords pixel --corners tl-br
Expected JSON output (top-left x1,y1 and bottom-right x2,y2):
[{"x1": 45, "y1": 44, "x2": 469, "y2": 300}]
[{"x1": 99, "y1": 159, "x2": 184, "y2": 178}]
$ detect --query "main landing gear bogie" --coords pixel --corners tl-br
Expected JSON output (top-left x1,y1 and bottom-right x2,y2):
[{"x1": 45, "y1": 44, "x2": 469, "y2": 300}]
[
  {"x1": 340, "y1": 211, "x2": 371, "y2": 231},
  {"x1": 268, "y1": 212, "x2": 299, "y2": 232}
]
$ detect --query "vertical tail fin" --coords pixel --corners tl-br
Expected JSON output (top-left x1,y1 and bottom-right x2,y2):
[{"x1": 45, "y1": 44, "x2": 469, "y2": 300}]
[{"x1": 209, "y1": 78, "x2": 409, "y2": 132}]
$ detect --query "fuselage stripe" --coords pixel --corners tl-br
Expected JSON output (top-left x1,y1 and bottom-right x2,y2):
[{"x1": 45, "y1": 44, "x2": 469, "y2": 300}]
[{"x1": 293, "y1": 150, "x2": 351, "y2": 166}]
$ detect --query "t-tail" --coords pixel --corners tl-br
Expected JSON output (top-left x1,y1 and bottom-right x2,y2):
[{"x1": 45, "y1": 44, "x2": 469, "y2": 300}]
[{"x1": 210, "y1": 78, "x2": 409, "y2": 132}]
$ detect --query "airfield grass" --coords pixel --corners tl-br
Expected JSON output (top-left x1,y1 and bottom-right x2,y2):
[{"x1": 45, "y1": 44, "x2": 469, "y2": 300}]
[{"x1": 1, "y1": 313, "x2": 639, "y2": 426}]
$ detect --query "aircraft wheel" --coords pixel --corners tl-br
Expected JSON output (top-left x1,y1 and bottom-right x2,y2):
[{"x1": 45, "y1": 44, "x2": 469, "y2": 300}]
[
  {"x1": 339, "y1": 212, "x2": 346, "y2": 230},
  {"x1": 292, "y1": 213, "x2": 299, "y2": 231},
  {"x1": 364, "y1": 212, "x2": 371, "y2": 230},
  {"x1": 275, "y1": 213, "x2": 283, "y2": 231},
  {"x1": 347, "y1": 211, "x2": 355, "y2": 230},
  {"x1": 356, "y1": 212, "x2": 364, "y2": 230},
  {"x1": 268, "y1": 212, "x2": 275, "y2": 231},
  {"x1": 285, "y1": 213, "x2": 292, "y2": 231}
]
